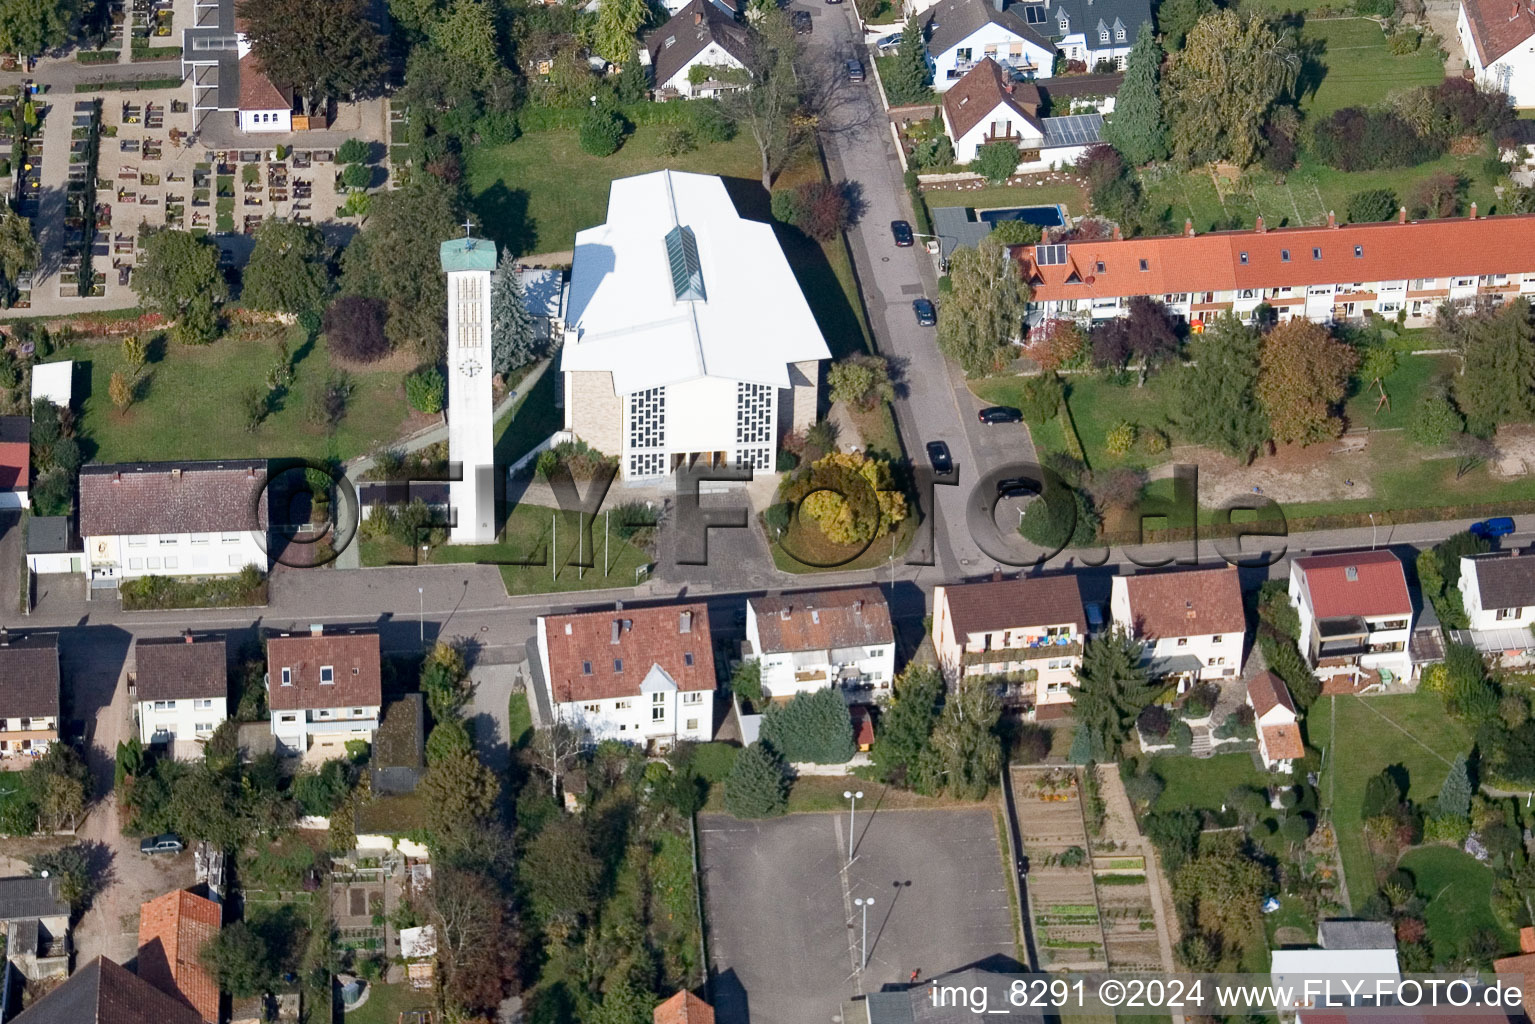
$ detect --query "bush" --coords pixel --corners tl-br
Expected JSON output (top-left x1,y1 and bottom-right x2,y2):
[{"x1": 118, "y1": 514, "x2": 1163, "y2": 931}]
[
  {"x1": 1345, "y1": 188, "x2": 1398, "y2": 223},
  {"x1": 690, "y1": 100, "x2": 735, "y2": 142},
  {"x1": 1409, "y1": 171, "x2": 1466, "y2": 219},
  {"x1": 578, "y1": 106, "x2": 628, "y2": 156},
  {"x1": 475, "y1": 110, "x2": 519, "y2": 145},
  {"x1": 792, "y1": 180, "x2": 852, "y2": 241},
  {"x1": 337, "y1": 138, "x2": 371, "y2": 164},
  {"x1": 323, "y1": 295, "x2": 390, "y2": 363},
  {"x1": 1389, "y1": 27, "x2": 1422, "y2": 54},
  {"x1": 1137, "y1": 704, "x2": 1172, "y2": 739},
  {"x1": 760, "y1": 689, "x2": 855, "y2": 764},
  {"x1": 1017, "y1": 373, "x2": 1064, "y2": 422},
  {"x1": 1311, "y1": 107, "x2": 1441, "y2": 171},
  {"x1": 658, "y1": 126, "x2": 697, "y2": 156},
  {"x1": 971, "y1": 140, "x2": 1020, "y2": 184},
  {"x1": 340, "y1": 163, "x2": 372, "y2": 190},
  {"x1": 405, "y1": 368, "x2": 445, "y2": 415},
  {"x1": 770, "y1": 188, "x2": 801, "y2": 226},
  {"x1": 1013, "y1": 723, "x2": 1051, "y2": 764},
  {"x1": 1105, "y1": 422, "x2": 1136, "y2": 455},
  {"x1": 1019, "y1": 484, "x2": 1098, "y2": 549}
]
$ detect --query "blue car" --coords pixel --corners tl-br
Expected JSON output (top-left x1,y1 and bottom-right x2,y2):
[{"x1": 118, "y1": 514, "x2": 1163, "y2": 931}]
[{"x1": 1471, "y1": 517, "x2": 1516, "y2": 540}]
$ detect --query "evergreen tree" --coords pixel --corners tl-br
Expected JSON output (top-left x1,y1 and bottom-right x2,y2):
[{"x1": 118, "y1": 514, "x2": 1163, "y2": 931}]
[
  {"x1": 1175, "y1": 314, "x2": 1269, "y2": 462},
  {"x1": 491, "y1": 249, "x2": 542, "y2": 378},
  {"x1": 1071, "y1": 625, "x2": 1155, "y2": 760},
  {"x1": 870, "y1": 664, "x2": 943, "y2": 787},
  {"x1": 1155, "y1": 0, "x2": 1212, "y2": 49},
  {"x1": 916, "y1": 676, "x2": 1001, "y2": 800},
  {"x1": 1103, "y1": 24, "x2": 1167, "y2": 165},
  {"x1": 885, "y1": 16, "x2": 932, "y2": 105},
  {"x1": 1436, "y1": 753, "x2": 1472, "y2": 820},
  {"x1": 760, "y1": 688, "x2": 855, "y2": 764},
  {"x1": 1455, "y1": 299, "x2": 1535, "y2": 436},
  {"x1": 723, "y1": 741, "x2": 789, "y2": 818}
]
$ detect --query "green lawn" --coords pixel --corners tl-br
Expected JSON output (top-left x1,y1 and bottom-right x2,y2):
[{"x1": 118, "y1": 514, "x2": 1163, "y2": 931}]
[
  {"x1": 62, "y1": 325, "x2": 412, "y2": 464},
  {"x1": 340, "y1": 980, "x2": 432, "y2": 1024},
  {"x1": 1399, "y1": 845, "x2": 1515, "y2": 961},
  {"x1": 1299, "y1": 19, "x2": 1446, "y2": 116},
  {"x1": 1307, "y1": 694, "x2": 1472, "y2": 908},
  {"x1": 972, "y1": 373, "x2": 1179, "y2": 471},
  {"x1": 769, "y1": 506, "x2": 918, "y2": 575},
  {"x1": 493, "y1": 361, "x2": 561, "y2": 469},
  {"x1": 1343, "y1": 354, "x2": 1454, "y2": 432},
  {"x1": 922, "y1": 181, "x2": 1086, "y2": 215},
  {"x1": 508, "y1": 691, "x2": 533, "y2": 751},
  {"x1": 1149, "y1": 752, "x2": 1273, "y2": 812},
  {"x1": 466, "y1": 127, "x2": 870, "y2": 357}
]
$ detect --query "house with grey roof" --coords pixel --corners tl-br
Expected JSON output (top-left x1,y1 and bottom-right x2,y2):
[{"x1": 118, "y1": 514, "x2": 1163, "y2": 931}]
[
  {"x1": 24, "y1": 516, "x2": 80, "y2": 576},
  {"x1": 10, "y1": 956, "x2": 204, "y2": 1024},
  {"x1": 922, "y1": 0, "x2": 1057, "y2": 91},
  {"x1": 0, "y1": 877, "x2": 69, "y2": 981},
  {"x1": 0, "y1": 630, "x2": 60, "y2": 762},
  {"x1": 645, "y1": 0, "x2": 753, "y2": 98},
  {"x1": 1455, "y1": 550, "x2": 1535, "y2": 666},
  {"x1": 1043, "y1": 0, "x2": 1150, "y2": 72},
  {"x1": 180, "y1": 0, "x2": 293, "y2": 132},
  {"x1": 133, "y1": 634, "x2": 229, "y2": 757},
  {"x1": 78, "y1": 460, "x2": 269, "y2": 586}
]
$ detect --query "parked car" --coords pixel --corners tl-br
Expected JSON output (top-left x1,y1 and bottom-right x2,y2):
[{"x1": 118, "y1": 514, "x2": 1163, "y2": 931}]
[
  {"x1": 792, "y1": 9, "x2": 812, "y2": 32},
  {"x1": 996, "y1": 477, "x2": 1033, "y2": 499},
  {"x1": 891, "y1": 220, "x2": 914, "y2": 247},
  {"x1": 1085, "y1": 601, "x2": 1107, "y2": 633},
  {"x1": 846, "y1": 59, "x2": 865, "y2": 81},
  {"x1": 140, "y1": 833, "x2": 183, "y2": 855},
  {"x1": 978, "y1": 406, "x2": 1023, "y2": 424},
  {"x1": 1471, "y1": 517, "x2": 1516, "y2": 539},
  {"x1": 912, "y1": 297, "x2": 936, "y2": 325},
  {"x1": 875, "y1": 31, "x2": 902, "y2": 53},
  {"x1": 926, "y1": 441, "x2": 953, "y2": 475}
]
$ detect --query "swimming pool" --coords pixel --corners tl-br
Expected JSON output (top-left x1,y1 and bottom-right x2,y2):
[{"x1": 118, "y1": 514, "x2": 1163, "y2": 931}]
[{"x1": 977, "y1": 204, "x2": 1066, "y2": 228}]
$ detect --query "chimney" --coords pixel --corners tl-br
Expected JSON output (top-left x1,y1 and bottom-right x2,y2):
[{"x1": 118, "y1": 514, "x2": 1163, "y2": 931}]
[
  {"x1": 1398, "y1": 206, "x2": 1408, "y2": 224},
  {"x1": 853, "y1": 599, "x2": 864, "y2": 614},
  {"x1": 0, "y1": 628, "x2": 9, "y2": 647},
  {"x1": 183, "y1": 629, "x2": 194, "y2": 644},
  {"x1": 679, "y1": 610, "x2": 692, "y2": 634},
  {"x1": 170, "y1": 467, "x2": 182, "y2": 480},
  {"x1": 1184, "y1": 218, "x2": 1195, "y2": 237},
  {"x1": 611, "y1": 619, "x2": 622, "y2": 644},
  {"x1": 1111, "y1": 224, "x2": 1122, "y2": 240},
  {"x1": 309, "y1": 623, "x2": 323, "y2": 636},
  {"x1": 1004, "y1": 81, "x2": 1014, "y2": 94},
  {"x1": 1255, "y1": 214, "x2": 1266, "y2": 233},
  {"x1": 1326, "y1": 210, "x2": 1336, "y2": 228},
  {"x1": 994, "y1": 0, "x2": 1004, "y2": 13},
  {"x1": 694, "y1": 8, "x2": 703, "y2": 21},
  {"x1": 246, "y1": 466, "x2": 255, "y2": 478},
  {"x1": 780, "y1": 606, "x2": 791, "y2": 621},
  {"x1": 1470, "y1": 201, "x2": 1478, "y2": 219},
  {"x1": 615, "y1": 600, "x2": 624, "y2": 612},
  {"x1": 1514, "y1": 1, "x2": 1520, "y2": 19},
  {"x1": 112, "y1": 471, "x2": 121, "y2": 484},
  {"x1": 811, "y1": 609, "x2": 821, "y2": 624}
]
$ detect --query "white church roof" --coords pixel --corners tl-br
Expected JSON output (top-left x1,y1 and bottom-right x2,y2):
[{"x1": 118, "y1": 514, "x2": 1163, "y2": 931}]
[{"x1": 561, "y1": 170, "x2": 831, "y2": 395}]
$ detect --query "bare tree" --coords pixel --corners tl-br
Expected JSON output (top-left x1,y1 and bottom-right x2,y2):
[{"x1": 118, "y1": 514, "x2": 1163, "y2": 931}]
[
  {"x1": 1454, "y1": 433, "x2": 1497, "y2": 479},
  {"x1": 719, "y1": 9, "x2": 808, "y2": 189},
  {"x1": 529, "y1": 711, "x2": 583, "y2": 798}
]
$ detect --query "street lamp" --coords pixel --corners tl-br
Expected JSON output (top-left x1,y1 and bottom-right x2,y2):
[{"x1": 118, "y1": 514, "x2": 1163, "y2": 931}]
[
  {"x1": 418, "y1": 587, "x2": 424, "y2": 646},
  {"x1": 853, "y1": 897, "x2": 875, "y2": 970},
  {"x1": 843, "y1": 790, "x2": 863, "y2": 864},
  {"x1": 1368, "y1": 512, "x2": 1377, "y2": 550}
]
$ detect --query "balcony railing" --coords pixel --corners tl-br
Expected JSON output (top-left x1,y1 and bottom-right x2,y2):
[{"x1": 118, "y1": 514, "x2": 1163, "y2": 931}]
[{"x1": 961, "y1": 641, "x2": 1082, "y2": 667}]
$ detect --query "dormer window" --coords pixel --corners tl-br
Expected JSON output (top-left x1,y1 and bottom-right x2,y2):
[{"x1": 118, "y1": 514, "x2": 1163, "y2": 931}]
[
  {"x1": 1115, "y1": 25, "x2": 1126, "y2": 40},
  {"x1": 1058, "y1": 13, "x2": 1068, "y2": 31},
  {"x1": 1099, "y1": 28, "x2": 1109, "y2": 42},
  {"x1": 320, "y1": 665, "x2": 334, "y2": 685}
]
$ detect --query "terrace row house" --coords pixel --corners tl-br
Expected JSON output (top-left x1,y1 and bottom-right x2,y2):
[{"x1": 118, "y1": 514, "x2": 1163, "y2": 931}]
[{"x1": 0, "y1": 630, "x2": 60, "y2": 764}]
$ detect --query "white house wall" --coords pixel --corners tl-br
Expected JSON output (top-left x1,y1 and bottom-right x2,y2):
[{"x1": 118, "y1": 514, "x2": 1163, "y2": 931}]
[
  {"x1": 661, "y1": 42, "x2": 746, "y2": 96},
  {"x1": 931, "y1": 26, "x2": 1055, "y2": 91},
  {"x1": 85, "y1": 530, "x2": 267, "y2": 581},
  {"x1": 239, "y1": 108, "x2": 292, "y2": 133},
  {"x1": 553, "y1": 690, "x2": 713, "y2": 744},
  {"x1": 138, "y1": 696, "x2": 228, "y2": 750},
  {"x1": 1460, "y1": 2, "x2": 1535, "y2": 105}
]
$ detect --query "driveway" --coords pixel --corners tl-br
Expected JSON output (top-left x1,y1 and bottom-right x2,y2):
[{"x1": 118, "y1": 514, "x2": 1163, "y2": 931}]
[{"x1": 800, "y1": 0, "x2": 1037, "y2": 578}]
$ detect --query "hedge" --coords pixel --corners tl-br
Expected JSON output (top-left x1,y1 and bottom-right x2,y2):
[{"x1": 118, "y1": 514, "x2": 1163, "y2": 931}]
[
  {"x1": 75, "y1": 77, "x2": 184, "y2": 93},
  {"x1": 1101, "y1": 497, "x2": 1535, "y2": 546},
  {"x1": 515, "y1": 99, "x2": 697, "y2": 134},
  {"x1": 119, "y1": 566, "x2": 268, "y2": 610}
]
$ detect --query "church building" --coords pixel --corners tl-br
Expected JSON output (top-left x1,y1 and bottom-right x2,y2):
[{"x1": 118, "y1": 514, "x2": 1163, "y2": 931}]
[
  {"x1": 560, "y1": 170, "x2": 831, "y2": 482},
  {"x1": 440, "y1": 235, "x2": 497, "y2": 544}
]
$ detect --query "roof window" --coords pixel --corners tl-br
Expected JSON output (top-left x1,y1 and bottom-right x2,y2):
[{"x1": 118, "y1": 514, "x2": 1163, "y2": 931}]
[
  {"x1": 1280, "y1": 249, "x2": 1290, "y2": 262},
  {"x1": 1239, "y1": 252, "x2": 1248, "y2": 265},
  {"x1": 1354, "y1": 245, "x2": 1363, "y2": 258},
  {"x1": 1138, "y1": 259, "x2": 1148, "y2": 271},
  {"x1": 1312, "y1": 247, "x2": 1322, "y2": 260}
]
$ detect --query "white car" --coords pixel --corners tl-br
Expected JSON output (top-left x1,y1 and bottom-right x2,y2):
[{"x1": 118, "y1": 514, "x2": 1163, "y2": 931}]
[{"x1": 875, "y1": 31, "x2": 901, "y2": 53}]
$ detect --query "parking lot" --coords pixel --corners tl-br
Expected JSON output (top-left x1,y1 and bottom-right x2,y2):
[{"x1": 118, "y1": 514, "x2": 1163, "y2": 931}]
[{"x1": 699, "y1": 807, "x2": 1018, "y2": 1024}]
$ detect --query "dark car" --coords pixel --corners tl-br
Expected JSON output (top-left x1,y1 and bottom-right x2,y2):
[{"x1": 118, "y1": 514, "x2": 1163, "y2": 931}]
[
  {"x1": 891, "y1": 220, "x2": 914, "y2": 247},
  {"x1": 1085, "y1": 601, "x2": 1107, "y2": 633},
  {"x1": 140, "y1": 833, "x2": 183, "y2": 855},
  {"x1": 996, "y1": 477, "x2": 1034, "y2": 499},
  {"x1": 926, "y1": 441, "x2": 953, "y2": 475},
  {"x1": 792, "y1": 9, "x2": 812, "y2": 32},
  {"x1": 978, "y1": 406, "x2": 1023, "y2": 424},
  {"x1": 913, "y1": 297, "x2": 936, "y2": 325},
  {"x1": 846, "y1": 59, "x2": 864, "y2": 81},
  {"x1": 1471, "y1": 517, "x2": 1516, "y2": 539}
]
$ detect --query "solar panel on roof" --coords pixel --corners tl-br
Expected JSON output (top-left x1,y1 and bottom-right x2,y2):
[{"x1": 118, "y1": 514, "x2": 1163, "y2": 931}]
[
  {"x1": 1034, "y1": 243, "x2": 1066, "y2": 266},
  {"x1": 1040, "y1": 114, "x2": 1105, "y2": 148},
  {"x1": 1024, "y1": 4, "x2": 1046, "y2": 21}
]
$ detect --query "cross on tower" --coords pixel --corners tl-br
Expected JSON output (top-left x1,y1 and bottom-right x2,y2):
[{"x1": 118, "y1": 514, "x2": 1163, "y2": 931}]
[{"x1": 462, "y1": 218, "x2": 475, "y2": 237}]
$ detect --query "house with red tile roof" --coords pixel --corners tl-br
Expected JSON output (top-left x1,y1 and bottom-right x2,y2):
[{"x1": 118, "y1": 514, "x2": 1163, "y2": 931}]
[
  {"x1": 532, "y1": 602, "x2": 717, "y2": 748},
  {"x1": 0, "y1": 416, "x2": 28, "y2": 510},
  {"x1": 1246, "y1": 670, "x2": 1303, "y2": 771},
  {"x1": 931, "y1": 575, "x2": 1086, "y2": 712},
  {"x1": 1457, "y1": 0, "x2": 1535, "y2": 105},
  {"x1": 235, "y1": 53, "x2": 292, "y2": 133},
  {"x1": 265, "y1": 626, "x2": 382, "y2": 760},
  {"x1": 1015, "y1": 212, "x2": 1535, "y2": 331},
  {"x1": 1289, "y1": 550, "x2": 1414, "y2": 691},
  {"x1": 137, "y1": 890, "x2": 221, "y2": 1023},
  {"x1": 654, "y1": 990, "x2": 714, "y2": 1024},
  {"x1": 745, "y1": 587, "x2": 894, "y2": 701},
  {"x1": 1109, "y1": 566, "x2": 1245, "y2": 692}
]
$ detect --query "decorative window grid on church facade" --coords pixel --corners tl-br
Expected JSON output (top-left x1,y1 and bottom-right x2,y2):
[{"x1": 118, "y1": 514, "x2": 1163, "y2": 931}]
[
  {"x1": 456, "y1": 277, "x2": 484, "y2": 348},
  {"x1": 734, "y1": 382, "x2": 774, "y2": 471},
  {"x1": 626, "y1": 387, "x2": 666, "y2": 478}
]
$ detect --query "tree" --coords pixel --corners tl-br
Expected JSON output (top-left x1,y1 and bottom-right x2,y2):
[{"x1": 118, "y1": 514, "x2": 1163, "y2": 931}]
[
  {"x1": 885, "y1": 16, "x2": 931, "y2": 104},
  {"x1": 1257, "y1": 318, "x2": 1359, "y2": 445},
  {"x1": 1156, "y1": 0, "x2": 1212, "y2": 49},
  {"x1": 790, "y1": 451, "x2": 907, "y2": 545},
  {"x1": 791, "y1": 179, "x2": 852, "y2": 240},
  {"x1": 1455, "y1": 300, "x2": 1535, "y2": 435},
  {"x1": 0, "y1": 208, "x2": 37, "y2": 304},
  {"x1": 340, "y1": 174, "x2": 462, "y2": 359},
  {"x1": 1409, "y1": 171, "x2": 1467, "y2": 219},
  {"x1": 1171, "y1": 832, "x2": 1269, "y2": 959},
  {"x1": 322, "y1": 295, "x2": 390, "y2": 363},
  {"x1": 1163, "y1": 9, "x2": 1296, "y2": 167},
  {"x1": 108, "y1": 371, "x2": 132, "y2": 412},
  {"x1": 338, "y1": 137, "x2": 371, "y2": 165},
  {"x1": 430, "y1": 863, "x2": 517, "y2": 1016},
  {"x1": 1407, "y1": 383, "x2": 1464, "y2": 448},
  {"x1": 0, "y1": 0, "x2": 83, "y2": 55},
  {"x1": 1436, "y1": 753, "x2": 1472, "y2": 820},
  {"x1": 917, "y1": 676, "x2": 1001, "y2": 800},
  {"x1": 420, "y1": 748, "x2": 500, "y2": 852},
  {"x1": 1102, "y1": 24, "x2": 1167, "y2": 164},
  {"x1": 723, "y1": 741, "x2": 789, "y2": 818},
  {"x1": 133, "y1": 229, "x2": 227, "y2": 343},
  {"x1": 871, "y1": 665, "x2": 943, "y2": 786},
  {"x1": 428, "y1": 0, "x2": 500, "y2": 83},
  {"x1": 760, "y1": 688, "x2": 855, "y2": 764},
  {"x1": 28, "y1": 844, "x2": 93, "y2": 912},
  {"x1": 242, "y1": 219, "x2": 330, "y2": 314},
  {"x1": 491, "y1": 249, "x2": 541, "y2": 378},
  {"x1": 719, "y1": 9, "x2": 804, "y2": 189},
  {"x1": 201, "y1": 921, "x2": 277, "y2": 998},
  {"x1": 971, "y1": 140, "x2": 1020, "y2": 184},
  {"x1": 32, "y1": 745, "x2": 87, "y2": 832},
  {"x1": 406, "y1": 368, "x2": 446, "y2": 414},
  {"x1": 121, "y1": 334, "x2": 145, "y2": 377},
  {"x1": 593, "y1": 0, "x2": 650, "y2": 65},
  {"x1": 1145, "y1": 808, "x2": 1201, "y2": 872},
  {"x1": 938, "y1": 237, "x2": 1028, "y2": 375},
  {"x1": 579, "y1": 105, "x2": 628, "y2": 156},
  {"x1": 529, "y1": 716, "x2": 583, "y2": 798},
  {"x1": 1072, "y1": 625, "x2": 1154, "y2": 760},
  {"x1": 238, "y1": 0, "x2": 387, "y2": 115},
  {"x1": 1123, "y1": 296, "x2": 1179, "y2": 375},
  {"x1": 1345, "y1": 188, "x2": 1399, "y2": 223},
  {"x1": 1018, "y1": 480, "x2": 1098, "y2": 549},
  {"x1": 1175, "y1": 314, "x2": 1269, "y2": 461},
  {"x1": 827, "y1": 355, "x2": 895, "y2": 411}
]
